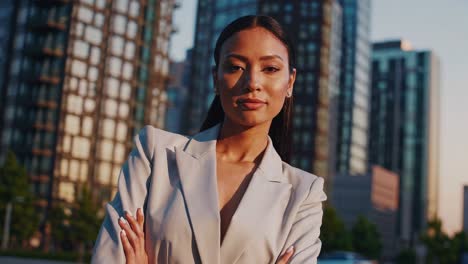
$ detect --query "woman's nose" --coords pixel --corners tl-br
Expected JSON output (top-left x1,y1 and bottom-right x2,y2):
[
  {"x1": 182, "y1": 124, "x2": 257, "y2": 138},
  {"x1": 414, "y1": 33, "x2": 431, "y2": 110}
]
[{"x1": 245, "y1": 70, "x2": 261, "y2": 92}]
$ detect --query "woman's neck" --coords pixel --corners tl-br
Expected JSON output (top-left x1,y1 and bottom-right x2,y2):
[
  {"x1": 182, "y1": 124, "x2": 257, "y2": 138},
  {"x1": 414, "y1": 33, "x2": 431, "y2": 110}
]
[{"x1": 216, "y1": 119, "x2": 270, "y2": 163}]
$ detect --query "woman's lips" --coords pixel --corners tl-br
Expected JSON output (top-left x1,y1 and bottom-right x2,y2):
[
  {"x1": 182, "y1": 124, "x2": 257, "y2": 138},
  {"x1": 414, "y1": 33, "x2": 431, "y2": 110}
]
[{"x1": 237, "y1": 98, "x2": 266, "y2": 110}]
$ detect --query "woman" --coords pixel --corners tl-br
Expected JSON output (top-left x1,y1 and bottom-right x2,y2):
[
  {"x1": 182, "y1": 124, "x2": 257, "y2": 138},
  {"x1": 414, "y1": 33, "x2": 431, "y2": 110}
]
[{"x1": 91, "y1": 15, "x2": 326, "y2": 264}]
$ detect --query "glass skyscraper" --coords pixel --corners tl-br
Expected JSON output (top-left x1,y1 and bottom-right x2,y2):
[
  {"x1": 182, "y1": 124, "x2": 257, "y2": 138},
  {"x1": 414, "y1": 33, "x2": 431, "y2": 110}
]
[
  {"x1": 186, "y1": 0, "x2": 343, "y2": 186},
  {"x1": 370, "y1": 40, "x2": 440, "y2": 244},
  {"x1": 0, "y1": 0, "x2": 177, "y2": 230},
  {"x1": 335, "y1": 0, "x2": 371, "y2": 176}
]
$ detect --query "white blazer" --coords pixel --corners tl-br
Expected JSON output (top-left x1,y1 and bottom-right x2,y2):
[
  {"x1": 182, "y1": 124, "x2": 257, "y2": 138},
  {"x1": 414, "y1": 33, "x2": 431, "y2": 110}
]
[{"x1": 91, "y1": 124, "x2": 326, "y2": 264}]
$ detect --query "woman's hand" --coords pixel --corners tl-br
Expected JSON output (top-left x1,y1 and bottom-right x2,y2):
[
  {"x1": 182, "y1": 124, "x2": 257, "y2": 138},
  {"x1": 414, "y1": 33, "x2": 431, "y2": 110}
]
[
  {"x1": 276, "y1": 246, "x2": 294, "y2": 264},
  {"x1": 119, "y1": 208, "x2": 149, "y2": 264}
]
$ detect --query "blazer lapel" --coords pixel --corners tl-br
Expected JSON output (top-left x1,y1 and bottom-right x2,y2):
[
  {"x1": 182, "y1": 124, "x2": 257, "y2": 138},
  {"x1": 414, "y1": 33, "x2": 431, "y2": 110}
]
[
  {"x1": 220, "y1": 138, "x2": 292, "y2": 264},
  {"x1": 175, "y1": 125, "x2": 221, "y2": 264}
]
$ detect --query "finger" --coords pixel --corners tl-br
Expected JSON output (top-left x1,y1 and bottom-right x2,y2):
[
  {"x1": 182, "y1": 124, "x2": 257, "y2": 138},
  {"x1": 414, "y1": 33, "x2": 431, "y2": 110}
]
[
  {"x1": 125, "y1": 211, "x2": 144, "y2": 239},
  {"x1": 121, "y1": 230, "x2": 135, "y2": 264},
  {"x1": 277, "y1": 246, "x2": 294, "y2": 264},
  {"x1": 119, "y1": 216, "x2": 140, "y2": 250},
  {"x1": 136, "y1": 208, "x2": 144, "y2": 230}
]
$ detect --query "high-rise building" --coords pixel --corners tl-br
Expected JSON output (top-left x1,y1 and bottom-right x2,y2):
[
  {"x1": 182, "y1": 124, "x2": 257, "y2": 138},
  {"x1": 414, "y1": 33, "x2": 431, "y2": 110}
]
[
  {"x1": 464, "y1": 185, "x2": 468, "y2": 232},
  {"x1": 0, "y1": 0, "x2": 177, "y2": 223},
  {"x1": 186, "y1": 0, "x2": 343, "y2": 185},
  {"x1": 369, "y1": 40, "x2": 440, "y2": 244},
  {"x1": 335, "y1": 0, "x2": 371, "y2": 176},
  {"x1": 165, "y1": 49, "x2": 192, "y2": 134},
  {"x1": 332, "y1": 166, "x2": 399, "y2": 260}
]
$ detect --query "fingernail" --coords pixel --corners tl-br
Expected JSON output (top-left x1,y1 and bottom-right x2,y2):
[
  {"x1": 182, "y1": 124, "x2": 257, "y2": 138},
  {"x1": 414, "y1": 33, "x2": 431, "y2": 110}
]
[
  {"x1": 119, "y1": 216, "x2": 127, "y2": 223},
  {"x1": 121, "y1": 230, "x2": 126, "y2": 236},
  {"x1": 286, "y1": 246, "x2": 294, "y2": 254},
  {"x1": 138, "y1": 208, "x2": 143, "y2": 216}
]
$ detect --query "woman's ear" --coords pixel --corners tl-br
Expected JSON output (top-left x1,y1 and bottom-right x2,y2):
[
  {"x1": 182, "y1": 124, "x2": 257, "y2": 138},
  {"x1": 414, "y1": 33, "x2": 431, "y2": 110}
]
[
  {"x1": 212, "y1": 66, "x2": 219, "y2": 95},
  {"x1": 287, "y1": 68, "x2": 297, "y2": 96}
]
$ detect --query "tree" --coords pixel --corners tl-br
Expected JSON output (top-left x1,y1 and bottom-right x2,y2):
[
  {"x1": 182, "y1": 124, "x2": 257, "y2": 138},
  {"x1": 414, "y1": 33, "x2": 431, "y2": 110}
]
[
  {"x1": 69, "y1": 187, "x2": 101, "y2": 261},
  {"x1": 395, "y1": 248, "x2": 416, "y2": 264},
  {"x1": 351, "y1": 215, "x2": 382, "y2": 259},
  {"x1": 320, "y1": 206, "x2": 353, "y2": 253},
  {"x1": 48, "y1": 202, "x2": 70, "y2": 251},
  {"x1": 420, "y1": 218, "x2": 456, "y2": 264},
  {"x1": 0, "y1": 151, "x2": 39, "y2": 248}
]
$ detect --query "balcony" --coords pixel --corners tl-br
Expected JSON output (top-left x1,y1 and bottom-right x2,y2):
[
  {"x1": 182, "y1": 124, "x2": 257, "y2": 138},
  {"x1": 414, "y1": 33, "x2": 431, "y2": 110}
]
[
  {"x1": 25, "y1": 44, "x2": 65, "y2": 58},
  {"x1": 33, "y1": 122, "x2": 56, "y2": 131},
  {"x1": 29, "y1": 15, "x2": 67, "y2": 32},
  {"x1": 29, "y1": 75, "x2": 61, "y2": 85},
  {"x1": 36, "y1": 100, "x2": 59, "y2": 109}
]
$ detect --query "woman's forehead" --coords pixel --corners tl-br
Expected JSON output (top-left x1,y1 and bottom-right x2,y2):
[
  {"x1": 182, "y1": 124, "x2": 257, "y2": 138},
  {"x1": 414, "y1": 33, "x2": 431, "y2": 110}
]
[{"x1": 219, "y1": 27, "x2": 289, "y2": 60}]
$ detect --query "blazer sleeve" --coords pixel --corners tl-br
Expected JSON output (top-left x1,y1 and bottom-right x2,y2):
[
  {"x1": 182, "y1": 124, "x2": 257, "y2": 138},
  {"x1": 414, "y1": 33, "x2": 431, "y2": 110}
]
[
  {"x1": 282, "y1": 176, "x2": 327, "y2": 264},
  {"x1": 91, "y1": 126, "x2": 155, "y2": 264}
]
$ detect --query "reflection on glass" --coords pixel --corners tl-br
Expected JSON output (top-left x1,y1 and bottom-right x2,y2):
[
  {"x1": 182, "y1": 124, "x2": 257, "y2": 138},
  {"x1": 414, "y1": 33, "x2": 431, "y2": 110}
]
[
  {"x1": 85, "y1": 26, "x2": 102, "y2": 45},
  {"x1": 59, "y1": 182, "x2": 74, "y2": 202},
  {"x1": 113, "y1": 15, "x2": 127, "y2": 35},
  {"x1": 90, "y1": 47, "x2": 101, "y2": 65},
  {"x1": 99, "y1": 139, "x2": 113, "y2": 161},
  {"x1": 122, "y1": 62, "x2": 133, "y2": 79},
  {"x1": 71, "y1": 60, "x2": 87, "y2": 77},
  {"x1": 98, "y1": 162, "x2": 112, "y2": 184},
  {"x1": 114, "y1": 143, "x2": 125, "y2": 163},
  {"x1": 102, "y1": 118, "x2": 115, "y2": 138},
  {"x1": 124, "y1": 42, "x2": 135, "y2": 59},
  {"x1": 111, "y1": 36, "x2": 124, "y2": 56},
  {"x1": 116, "y1": 122, "x2": 127, "y2": 141},
  {"x1": 73, "y1": 40, "x2": 89, "y2": 59},
  {"x1": 84, "y1": 98, "x2": 95, "y2": 112},
  {"x1": 65, "y1": 114, "x2": 80, "y2": 135},
  {"x1": 78, "y1": 6, "x2": 93, "y2": 23},
  {"x1": 82, "y1": 116, "x2": 93, "y2": 136},
  {"x1": 72, "y1": 136, "x2": 90, "y2": 159},
  {"x1": 120, "y1": 82, "x2": 131, "y2": 100},
  {"x1": 106, "y1": 77, "x2": 120, "y2": 98},
  {"x1": 60, "y1": 159, "x2": 68, "y2": 176},
  {"x1": 70, "y1": 160, "x2": 80, "y2": 180},
  {"x1": 80, "y1": 163, "x2": 88, "y2": 181},
  {"x1": 109, "y1": 57, "x2": 122, "y2": 76},
  {"x1": 105, "y1": 99, "x2": 117, "y2": 117},
  {"x1": 118, "y1": 103, "x2": 129, "y2": 118}
]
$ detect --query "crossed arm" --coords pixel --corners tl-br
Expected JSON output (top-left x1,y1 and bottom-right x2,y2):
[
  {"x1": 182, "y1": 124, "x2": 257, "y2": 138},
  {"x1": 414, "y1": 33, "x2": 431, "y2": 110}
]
[{"x1": 118, "y1": 208, "x2": 296, "y2": 264}]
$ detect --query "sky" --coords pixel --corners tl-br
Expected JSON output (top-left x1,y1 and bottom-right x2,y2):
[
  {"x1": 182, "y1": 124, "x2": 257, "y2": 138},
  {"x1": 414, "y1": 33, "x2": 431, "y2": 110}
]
[{"x1": 169, "y1": 0, "x2": 468, "y2": 234}]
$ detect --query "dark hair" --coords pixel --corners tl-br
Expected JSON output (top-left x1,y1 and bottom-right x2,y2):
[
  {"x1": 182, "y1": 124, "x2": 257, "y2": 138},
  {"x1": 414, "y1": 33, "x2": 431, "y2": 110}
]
[{"x1": 200, "y1": 15, "x2": 295, "y2": 162}]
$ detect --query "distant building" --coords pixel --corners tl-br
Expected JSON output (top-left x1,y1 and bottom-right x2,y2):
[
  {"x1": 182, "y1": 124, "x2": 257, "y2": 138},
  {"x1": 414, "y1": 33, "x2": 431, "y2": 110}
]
[
  {"x1": 165, "y1": 49, "x2": 192, "y2": 134},
  {"x1": 332, "y1": 165, "x2": 399, "y2": 260},
  {"x1": 464, "y1": 185, "x2": 468, "y2": 232},
  {"x1": 369, "y1": 40, "x2": 440, "y2": 244},
  {"x1": 0, "y1": 0, "x2": 178, "y2": 236}
]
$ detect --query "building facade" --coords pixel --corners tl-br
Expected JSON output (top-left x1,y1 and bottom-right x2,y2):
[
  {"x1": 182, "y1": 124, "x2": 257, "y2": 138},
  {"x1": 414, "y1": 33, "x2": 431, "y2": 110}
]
[
  {"x1": 335, "y1": 0, "x2": 371, "y2": 176},
  {"x1": 0, "y1": 0, "x2": 177, "y2": 225},
  {"x1": 332, "y1": 166, "x2": 399, "y2": 259},
  {"x1": 369, "y1": 40, "x2": 440, "y2": 244},
  {"x1": 186, "y1": 0, "x2": 344, "y2": 186}
]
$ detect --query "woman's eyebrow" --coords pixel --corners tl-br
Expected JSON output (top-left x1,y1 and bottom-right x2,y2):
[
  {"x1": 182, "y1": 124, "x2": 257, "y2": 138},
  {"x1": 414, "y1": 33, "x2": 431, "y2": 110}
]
[
  {"x1": 259, "y1": 55, "x2": 284, "y2": 62},
  {"x1": 224, "y1": 53, "x2": 284, "y2": 62},
  {"x1": 224, "y1": 53, "x2": 247, "y2": 62}
]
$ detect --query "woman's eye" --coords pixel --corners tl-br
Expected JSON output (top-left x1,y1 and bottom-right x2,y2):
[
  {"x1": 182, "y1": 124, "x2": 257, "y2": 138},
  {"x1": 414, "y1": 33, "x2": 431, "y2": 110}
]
[
  {"x1": 226, "y1": 65, "x2": 244, "y2": 72},
  {"x1": 264, "y1": 66, "x2": 280, "y2": 73}
]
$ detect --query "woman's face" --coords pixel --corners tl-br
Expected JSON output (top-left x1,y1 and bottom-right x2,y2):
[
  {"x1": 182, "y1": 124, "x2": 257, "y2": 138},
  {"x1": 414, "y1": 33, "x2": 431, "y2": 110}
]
[{"x1": 214, "y1": 27, "x2": 296, "y2": 128}]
